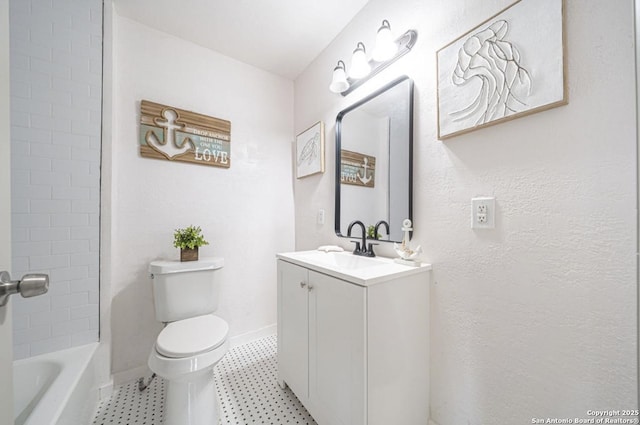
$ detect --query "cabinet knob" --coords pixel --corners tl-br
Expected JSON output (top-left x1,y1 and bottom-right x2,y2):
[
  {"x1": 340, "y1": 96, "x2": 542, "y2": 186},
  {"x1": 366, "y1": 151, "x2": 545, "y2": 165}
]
[
  {"x1": 307, "y1": 284, "x2": 313, "y2": 291},
  {"x1": 299, "y1": 281, "x2": 307, "y2": 288}
]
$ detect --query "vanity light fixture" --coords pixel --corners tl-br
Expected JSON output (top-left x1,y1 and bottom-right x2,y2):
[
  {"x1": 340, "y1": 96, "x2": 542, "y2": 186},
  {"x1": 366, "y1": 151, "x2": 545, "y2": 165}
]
[{"x1": 328, "y1": 20, "x2": 417, "y2": 96}]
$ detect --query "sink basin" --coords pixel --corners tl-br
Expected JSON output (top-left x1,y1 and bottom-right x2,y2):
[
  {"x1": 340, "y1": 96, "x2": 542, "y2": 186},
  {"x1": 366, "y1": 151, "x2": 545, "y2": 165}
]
[
  {"x1": 276, "y1": 250, "x2": 431, "y2": 286},
  {"x1": 295, "y1": 251, "x2": 387, "y2": 271}
]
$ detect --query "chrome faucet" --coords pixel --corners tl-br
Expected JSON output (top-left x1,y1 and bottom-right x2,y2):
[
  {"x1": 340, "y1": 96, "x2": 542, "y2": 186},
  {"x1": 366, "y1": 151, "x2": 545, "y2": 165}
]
[{"x1": 347, "y1": 220, "x2": 376, "y2": 257}]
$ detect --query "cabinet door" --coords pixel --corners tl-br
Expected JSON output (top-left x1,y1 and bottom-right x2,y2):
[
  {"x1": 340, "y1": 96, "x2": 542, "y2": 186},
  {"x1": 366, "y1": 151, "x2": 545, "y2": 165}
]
[
  {"x1": 308, "y1": 271, "x2": 366, "y2": 425},
  {"x1": 277, "y1": 260, "x2": 310, "y2": 400}
]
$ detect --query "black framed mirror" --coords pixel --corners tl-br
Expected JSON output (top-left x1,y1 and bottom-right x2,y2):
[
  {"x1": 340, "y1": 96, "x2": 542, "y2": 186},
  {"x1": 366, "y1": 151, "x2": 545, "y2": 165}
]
[{"x1": 335, "y1": 76, "x2": 414, "y2": 243}]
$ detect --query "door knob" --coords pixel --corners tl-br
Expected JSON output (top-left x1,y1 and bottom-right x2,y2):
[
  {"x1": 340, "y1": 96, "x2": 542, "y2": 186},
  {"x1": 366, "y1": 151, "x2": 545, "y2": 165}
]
[{"x1": 0, "y1": 271, "x2": 49, "y2": 307}]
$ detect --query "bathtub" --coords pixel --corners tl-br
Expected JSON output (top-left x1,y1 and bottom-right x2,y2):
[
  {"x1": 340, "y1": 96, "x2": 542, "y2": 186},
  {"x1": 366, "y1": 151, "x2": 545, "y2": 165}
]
[{"x1": 13, "y1": 343, "x2": 99, "y2": 425}]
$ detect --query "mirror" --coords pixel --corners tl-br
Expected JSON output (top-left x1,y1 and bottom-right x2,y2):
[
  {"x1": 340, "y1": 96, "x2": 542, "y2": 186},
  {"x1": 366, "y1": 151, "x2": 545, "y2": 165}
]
[{"x1": 335, "y1": 76, "x2": 413, "y2": 243}]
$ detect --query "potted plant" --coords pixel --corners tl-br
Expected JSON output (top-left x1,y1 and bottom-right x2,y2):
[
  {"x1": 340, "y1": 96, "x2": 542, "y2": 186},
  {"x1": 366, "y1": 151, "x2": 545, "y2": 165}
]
[{"x1": 173, "y1": 225, "x2": 209, "y2": 262}]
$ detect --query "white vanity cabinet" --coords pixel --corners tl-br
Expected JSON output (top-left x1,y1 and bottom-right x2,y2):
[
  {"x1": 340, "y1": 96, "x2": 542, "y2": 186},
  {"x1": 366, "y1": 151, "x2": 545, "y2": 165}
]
[{"x1": 276, "y1": 251, "x2": 431, "y2": 425}]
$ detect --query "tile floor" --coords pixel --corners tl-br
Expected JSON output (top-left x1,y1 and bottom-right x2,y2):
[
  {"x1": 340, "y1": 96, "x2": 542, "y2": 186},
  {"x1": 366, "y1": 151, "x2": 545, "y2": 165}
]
[{"x1": 92, "y1": 335, "x2": 317, "y2": 425}]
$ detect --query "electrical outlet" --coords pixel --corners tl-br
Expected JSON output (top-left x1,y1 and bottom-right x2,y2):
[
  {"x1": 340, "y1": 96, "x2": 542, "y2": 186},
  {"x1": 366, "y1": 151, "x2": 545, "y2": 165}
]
[{"x1": 471, "y1": 197, "x2": 495, "y2": 229}]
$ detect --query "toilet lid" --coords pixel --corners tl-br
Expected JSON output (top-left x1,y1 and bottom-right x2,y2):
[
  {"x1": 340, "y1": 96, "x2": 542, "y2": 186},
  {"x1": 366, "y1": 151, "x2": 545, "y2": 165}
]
[{"x1": 156, "y1": 315, "x2": 229, "y2": 358}]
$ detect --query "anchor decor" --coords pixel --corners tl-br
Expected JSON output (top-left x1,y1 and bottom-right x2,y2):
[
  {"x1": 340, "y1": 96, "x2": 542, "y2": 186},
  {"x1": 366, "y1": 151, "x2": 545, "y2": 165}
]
[
  {"x1": 139, "y1": 100, "x2": 231, "y2": 168},
  {"x1": 340, "y1": 149, "x2": 376, "y2": 188}
]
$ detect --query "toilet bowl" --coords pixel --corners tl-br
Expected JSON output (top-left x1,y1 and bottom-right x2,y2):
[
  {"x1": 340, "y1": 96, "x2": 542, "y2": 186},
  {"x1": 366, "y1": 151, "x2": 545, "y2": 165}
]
[
  {"x1": 147, "y1": 258, "x2": 228, "y2": 425},
  {"x1": 148, "y1": 314, "x2": 229, "y2": 425}
]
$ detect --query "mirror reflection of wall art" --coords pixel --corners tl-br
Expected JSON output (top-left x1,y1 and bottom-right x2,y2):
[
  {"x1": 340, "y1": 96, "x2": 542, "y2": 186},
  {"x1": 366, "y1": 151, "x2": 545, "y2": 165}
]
[
  {"x1": 436, "y1": 0, "x2": 566, "y2": 140},
  {"x1": 340, "y1": 150, "x2": 376, "y2": 188},
  {"x1": 296, "y1": 121, "x2": 325, "y2": 178}
]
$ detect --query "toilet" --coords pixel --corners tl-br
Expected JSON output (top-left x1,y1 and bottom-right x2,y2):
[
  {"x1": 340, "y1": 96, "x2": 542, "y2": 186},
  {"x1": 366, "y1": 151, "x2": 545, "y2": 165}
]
[{"x1": 147, "y1": 257, "x2": 229, "y2": 425}]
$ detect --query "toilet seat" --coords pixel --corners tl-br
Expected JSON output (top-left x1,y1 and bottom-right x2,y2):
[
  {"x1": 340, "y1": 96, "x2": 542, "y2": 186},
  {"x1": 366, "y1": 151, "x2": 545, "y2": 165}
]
[{"x1": 156, "y1": 314, "x2": 229, "y2": 358}]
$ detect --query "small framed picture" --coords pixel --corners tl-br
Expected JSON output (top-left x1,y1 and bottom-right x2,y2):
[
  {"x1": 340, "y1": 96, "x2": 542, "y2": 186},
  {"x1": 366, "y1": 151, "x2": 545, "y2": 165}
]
[{"x1": 296, "y1": 121, "x2": 325, "y2": 178}]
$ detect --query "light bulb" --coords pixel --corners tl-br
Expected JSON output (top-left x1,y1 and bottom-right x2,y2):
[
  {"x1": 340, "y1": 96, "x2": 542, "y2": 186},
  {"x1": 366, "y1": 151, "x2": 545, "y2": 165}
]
[
  {"x1": 373, "y1": 20, "x2": 397, "y2": 62},
  {"x1": 349, "y1": 42, "x2": 371, "y2": 79},
  {"x1": 329, "y1": 60, "x2": 350, "y2": 93}
]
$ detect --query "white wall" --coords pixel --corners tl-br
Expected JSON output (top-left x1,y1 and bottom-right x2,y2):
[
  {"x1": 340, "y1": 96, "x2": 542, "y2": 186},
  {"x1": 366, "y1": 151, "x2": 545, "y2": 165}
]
[
  {"x1": 294, "y1": 0, "x2": 637, "y2": 423},
  {"x1": 10, "y1": 0, "x2": 102, "y2": 359},
  {"x1": 105, "y1": 12, "x2": 295, "y2": 376}
]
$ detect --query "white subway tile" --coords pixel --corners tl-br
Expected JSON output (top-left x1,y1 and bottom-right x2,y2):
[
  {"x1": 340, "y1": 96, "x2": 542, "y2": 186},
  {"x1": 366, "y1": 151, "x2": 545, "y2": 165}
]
[
  {"x1": 50, "y1": 265, "x2": 88, "y2": 282},
  {"x1": 52, "y1": 185, "x2": 91, "y2": 200},
  {"x1": 71, "y1": 146, "x2": 99, "y2": 162},
  {"x1": 70, "y1": 172, "x2": 98, "y2": 188},
  {"x1": 12, "y1": 213, "x2": 50, "y2": 228},
  {"x1": 12, "y1": 227, "x2": 28, "y2": 243},
  {"x1": 14, "y1": 325, "x2": 51, "y2": 345},
  {"x1": 30, "y1": 170, "x2": 71, "y2": 186},
  {"x1": 47, "y1": 281, "x2": 70, "y2": 296},
  {"x1": 52, "y1": 158, "x2": 90, "y2": 174},
  {"x1": 69, "y1": 252, "x2": 98, "y2": 267},
  {"x1": 11, "y1": 0, "x2": 102, "y2": 356},
  {"x1": 11, "y1": 96, "x2": 50, "y2": 116},
  {"x1": 71, "y1": 330, "x2": 98, "y2": 345},
  {"x1": 71, "y1": 199, "x2": 98, "y2": 213},
  {"x1": 11, "y1": 140, "x2": 30, "y2": 156},
  {"x1": 13, "y1": 344, "x2": 31, "y2": 360},
  {"x1": 12, "y1": 155, "x2": 52, "y2": 172},
  {"x1": 51, "y1": 292, "x2": 88, "y2": 310},
  {"x1": 30, "y1": 199, "x2": 72, "y2": 214},
  {"x1": 13, "y1": 314, "x2": 30, "y2": 331},
  {"x1": 13, "y1": 241, "x2": 50, "y2": 257},
  {"x1": 51, "y1": 213, "x2": 89, "y2": 227},
  {"x1": 51, "y1": 239, "x2": 89, "y2": 254},
  {"x1": 52, "y1": 317, "x2": 89, "y2": 337},
  {"x1": 69, "y1": 277, "x2": 96, "y2": 293},
  {"x1": 29, "y1": 142, "x2": 71, "y2": 159},
  {"x1": 11, "y1": 125, "x2": 52, "y2": 143},
  {"x1": 11, "y1": 81, "x2": 30, "y2": 100},
  {"x1": 11, "y1": 37, "x2": 51, "y2": 61},
  {"x1": 70, "y1": 225, "x2": 98, "y2": 240},
  {"x1": 30, "y1": 226, "x2": 70, "y2": 241},
  {"x1": 70, "y1": 303, "x2": 98, "y2": 319},
  {"x1": 29, "y1": 23, "x2": 54, "y2": 45},
  {"x1": 52, "y1": 130, "x2": 89, "y2": 147},
  {"x1": 31, "y1": 308, "x2": 70, "y2": 327},
  {"x1": 29, "y1": 253, "x2": 70, "y2": 270},
  {"x1": 12, "y1": 198, "x2": 30, "y2": 213},
  {"x1": 12, "y1": 256, "x2": 30, "y2": 273},
  {"x1": 12, "y1": 184, "x2": 52, "y2": 200},
  {"x1": 30, "y1": 335, "x2": 72, "y2": 357},
  {"x1": 13, "y1": 294, "x2": 51, "y2": 315}
]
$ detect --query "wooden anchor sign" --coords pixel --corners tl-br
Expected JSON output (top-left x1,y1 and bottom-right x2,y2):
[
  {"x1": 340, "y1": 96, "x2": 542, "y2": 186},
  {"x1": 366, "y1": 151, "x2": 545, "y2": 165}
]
[{"x1": 139, "y1": 100, "x2": 231, "y2": 168}]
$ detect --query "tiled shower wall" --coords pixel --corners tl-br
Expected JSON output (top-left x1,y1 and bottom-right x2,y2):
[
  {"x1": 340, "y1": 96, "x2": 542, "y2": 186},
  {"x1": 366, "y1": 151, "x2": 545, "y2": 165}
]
[{"x1": 10, "y1": 0, "x2": 102, "y2": 359}]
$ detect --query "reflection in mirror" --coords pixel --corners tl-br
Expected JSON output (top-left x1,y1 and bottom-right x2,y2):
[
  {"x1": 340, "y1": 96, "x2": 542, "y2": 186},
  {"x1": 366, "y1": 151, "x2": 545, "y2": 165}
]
[{"x1": 335, "y1": 76, "x2": 413, "y2": 243}]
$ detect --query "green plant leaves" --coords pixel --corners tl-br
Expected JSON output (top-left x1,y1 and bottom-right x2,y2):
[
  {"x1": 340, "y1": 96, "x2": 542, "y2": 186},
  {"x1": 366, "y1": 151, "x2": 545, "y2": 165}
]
[{"x1": 173, "y1": 225, "x2": 210, "y2": 249}]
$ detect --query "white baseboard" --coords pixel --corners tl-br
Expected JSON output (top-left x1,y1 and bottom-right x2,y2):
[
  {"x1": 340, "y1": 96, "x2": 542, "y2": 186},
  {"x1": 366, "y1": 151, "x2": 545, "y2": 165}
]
[
  {"x1": 112, "y1": 364, "x2": 152, "y2": 387},
  {"x1": 230, "y1": 323, "x2": 277, "y2": 348},
  {"x1": 98, "y1": 381, "x2": 114, "y2": 401}
]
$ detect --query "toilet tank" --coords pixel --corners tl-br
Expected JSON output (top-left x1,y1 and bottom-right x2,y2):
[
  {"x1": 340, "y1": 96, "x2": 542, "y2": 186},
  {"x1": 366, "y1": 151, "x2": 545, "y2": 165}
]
[{"x1": 148, "y1": 257, "x2": 224, "y2": 323}]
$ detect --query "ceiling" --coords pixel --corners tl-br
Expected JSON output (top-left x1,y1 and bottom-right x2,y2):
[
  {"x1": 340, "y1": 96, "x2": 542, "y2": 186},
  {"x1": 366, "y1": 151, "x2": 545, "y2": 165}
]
[{"x1": 113, "y1": 0, "x2": 371, "y2": 80}]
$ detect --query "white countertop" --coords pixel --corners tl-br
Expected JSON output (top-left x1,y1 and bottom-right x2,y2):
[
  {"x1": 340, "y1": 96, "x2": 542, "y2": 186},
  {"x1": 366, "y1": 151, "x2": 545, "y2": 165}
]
[{"x1": 276, "y1": 250, "x2": 431, "y2": 286}]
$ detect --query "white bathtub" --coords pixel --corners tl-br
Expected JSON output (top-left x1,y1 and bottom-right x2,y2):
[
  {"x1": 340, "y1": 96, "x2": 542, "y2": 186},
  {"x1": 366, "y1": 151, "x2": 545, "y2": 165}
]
[{"x1": 13, "y1": 343, "x2": 99, "y2": 425}]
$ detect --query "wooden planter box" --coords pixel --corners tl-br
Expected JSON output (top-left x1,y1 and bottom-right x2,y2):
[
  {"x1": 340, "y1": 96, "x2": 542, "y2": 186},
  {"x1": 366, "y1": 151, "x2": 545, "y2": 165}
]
[{"x1": 180, "y1": 247, "x2": 199, "y2": 262}]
